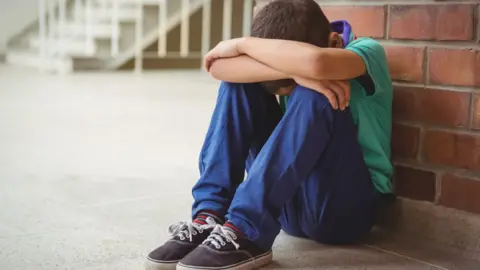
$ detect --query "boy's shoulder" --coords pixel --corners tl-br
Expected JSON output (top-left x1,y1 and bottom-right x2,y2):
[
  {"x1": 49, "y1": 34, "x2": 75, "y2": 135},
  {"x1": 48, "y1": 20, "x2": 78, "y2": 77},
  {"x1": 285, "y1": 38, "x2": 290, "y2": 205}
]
[
  {"x1": 346, "y1": 37, "x2": 389, "y2": 73},
  {"x1": 346, "y1": 38, "x2": 386, "y2": 57},
  {"x1": 347, "y1": 38, "x2": 392, "y2": 97}
]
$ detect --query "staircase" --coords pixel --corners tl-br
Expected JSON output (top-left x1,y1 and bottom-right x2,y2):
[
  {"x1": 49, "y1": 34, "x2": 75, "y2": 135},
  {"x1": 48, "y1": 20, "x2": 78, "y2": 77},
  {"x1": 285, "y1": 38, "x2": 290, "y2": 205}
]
[{"x1": 5, "y1": 0, "x2": 251, "y2": 73}]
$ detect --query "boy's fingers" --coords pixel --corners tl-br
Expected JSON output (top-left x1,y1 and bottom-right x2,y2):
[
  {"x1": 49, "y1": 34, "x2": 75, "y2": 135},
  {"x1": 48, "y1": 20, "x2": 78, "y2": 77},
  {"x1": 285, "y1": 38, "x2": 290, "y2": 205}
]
[
  {"x1": 322, "y1": 88, "x2": 338, "y2": 110},
  {"x1": 327, "y1": 81, "x2": 347, "y2": 110},
  {"x1": 204, "y1": 56, "x2": 213, "y2": 72},
  {"x1": 338, "y1": 80, "x2": 351, "y2": 107}
]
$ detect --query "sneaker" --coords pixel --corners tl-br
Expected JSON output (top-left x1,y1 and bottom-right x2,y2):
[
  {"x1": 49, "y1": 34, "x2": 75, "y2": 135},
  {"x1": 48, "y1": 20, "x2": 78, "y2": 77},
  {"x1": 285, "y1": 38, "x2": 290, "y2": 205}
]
[
  {"x1": 177, "y1": 224, "x2": 273, "y2": 270},
  {"x1": 145, "y1": 217, "x2": 218, "y2": 270}
]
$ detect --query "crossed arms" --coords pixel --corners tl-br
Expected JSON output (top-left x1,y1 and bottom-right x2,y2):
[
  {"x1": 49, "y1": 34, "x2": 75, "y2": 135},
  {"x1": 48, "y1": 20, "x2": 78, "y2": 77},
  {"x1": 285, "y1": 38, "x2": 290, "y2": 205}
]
[{"x1": 205, "y1": 37, "x2": 367, "y2": 110}]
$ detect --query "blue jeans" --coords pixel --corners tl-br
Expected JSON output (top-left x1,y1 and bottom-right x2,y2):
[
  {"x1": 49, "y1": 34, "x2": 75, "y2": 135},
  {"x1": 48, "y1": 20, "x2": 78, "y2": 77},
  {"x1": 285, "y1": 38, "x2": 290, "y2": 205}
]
[{"x1": 192, "y1": 82, "x2": 377, "y2": 250}]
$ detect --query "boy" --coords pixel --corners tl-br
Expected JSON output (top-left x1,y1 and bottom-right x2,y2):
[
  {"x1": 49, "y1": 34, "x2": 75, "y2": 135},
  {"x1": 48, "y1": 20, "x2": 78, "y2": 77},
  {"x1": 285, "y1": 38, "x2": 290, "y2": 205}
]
[
  {"x1": 146, "y1": 0, "x2": 393, "y2": 269},
  {"x1": 249, "y1": 0, "x2": 332, "y2": 96}
]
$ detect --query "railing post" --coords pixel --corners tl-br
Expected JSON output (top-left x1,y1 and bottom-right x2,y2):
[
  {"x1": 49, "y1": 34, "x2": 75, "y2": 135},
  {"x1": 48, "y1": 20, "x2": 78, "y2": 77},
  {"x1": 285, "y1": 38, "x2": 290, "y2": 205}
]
[
  {"x1": 180, "y1": 0, "x2": 190, "y2": 57},
  {"x1": 85, "y1": 0, "x2": 94, "y2": 55},
  {"x1": 47, "y1": 0, "x2": 56, "y2": 56},
  {"x1": 74, "y1": 0, "x2": 82, "y2": 22},
  {"x1": 39, "y1": 0, "x2": 47, "y2": 71},
  {"x1": 58, "y1": 0, "x2": 67, "y2": 57},
  {"x1": 222, "y1": 0, "x2": 232, "y2": 40},
  {"x1": 158, "y1": 0, "x2": 167, "y2": 57},
  {"x1": 201, "y1": 0, "x2": 211, "y2": 69},
  {"x1": 111, "y1": 0, "x2": 119, "y2": 56},
  {"x1": 242, "y1": 0, "x2": 253, "y2": 37},
  {"x1": 102, "y1": 0, "x2": 108, "y2": 17},
  {"x1": 134, "y1": 2, "x2": 144, "y2": 73}
]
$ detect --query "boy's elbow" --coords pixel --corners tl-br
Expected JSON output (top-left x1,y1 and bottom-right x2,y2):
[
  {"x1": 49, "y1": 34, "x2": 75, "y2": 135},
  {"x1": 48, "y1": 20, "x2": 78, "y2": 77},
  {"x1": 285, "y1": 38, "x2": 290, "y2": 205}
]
[{"x1": 209, "y1": 64, "x2": 224, "y2": 81}]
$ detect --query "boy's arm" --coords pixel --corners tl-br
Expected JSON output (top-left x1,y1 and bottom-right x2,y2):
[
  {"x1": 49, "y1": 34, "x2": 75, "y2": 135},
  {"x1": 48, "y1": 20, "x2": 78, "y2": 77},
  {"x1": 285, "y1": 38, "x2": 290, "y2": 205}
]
[
  {"x1": 209, "y1": 55, "x2": 288, "y2": 83},
  {"x1": 236, "y1": 37, "x2": 367, "y2": 81}
]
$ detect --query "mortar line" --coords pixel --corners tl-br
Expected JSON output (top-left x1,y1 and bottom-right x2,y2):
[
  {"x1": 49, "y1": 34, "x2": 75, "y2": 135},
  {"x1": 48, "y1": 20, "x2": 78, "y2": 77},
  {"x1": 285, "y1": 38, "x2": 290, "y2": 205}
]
[
  {"x1": 468, "y1": 91, "x2": 475, "y2": 129},
  {"x1": 424, "y1": 44, "x2": 430, "y2": 86},
  {"x1": 364, "y1": 244, "x2": 450, "y2": 270},
  {"x1": 434, "y1": 171, "x2": 443, "y2": 204},
  {"x1": 379, "y1": 39, "x2": 479, "y2": 49},
  {"x1": 384, "y1": 4, "x2": 390, "y2": 40},
  {"x1": 393, "y1": 82, "x2": 479, "y2": 93}
]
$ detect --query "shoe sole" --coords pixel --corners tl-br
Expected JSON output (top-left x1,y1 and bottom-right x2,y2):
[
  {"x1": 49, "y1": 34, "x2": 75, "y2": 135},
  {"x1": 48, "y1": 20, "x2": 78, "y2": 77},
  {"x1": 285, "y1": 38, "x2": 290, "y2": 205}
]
[
  {"x1": 145, "y1": 257, "x2": 178, "y2": 270},
  {"x1": 176, "y1": 250, "x2": 273, "y2": 270}
]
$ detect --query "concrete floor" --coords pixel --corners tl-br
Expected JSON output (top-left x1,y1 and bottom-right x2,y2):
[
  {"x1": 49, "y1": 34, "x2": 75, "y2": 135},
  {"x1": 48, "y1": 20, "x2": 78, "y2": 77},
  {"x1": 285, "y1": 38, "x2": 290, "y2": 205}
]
[{"x1": 0, "y1": 66, "x2": 449, "y2": 269}]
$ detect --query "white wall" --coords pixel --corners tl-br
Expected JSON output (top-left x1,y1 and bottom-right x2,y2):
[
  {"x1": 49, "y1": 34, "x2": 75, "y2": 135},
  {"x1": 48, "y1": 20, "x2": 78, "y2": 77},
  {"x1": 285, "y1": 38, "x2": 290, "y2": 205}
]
[{"x1": 0, "y1": 0, "x2": 39, "y2": 54}]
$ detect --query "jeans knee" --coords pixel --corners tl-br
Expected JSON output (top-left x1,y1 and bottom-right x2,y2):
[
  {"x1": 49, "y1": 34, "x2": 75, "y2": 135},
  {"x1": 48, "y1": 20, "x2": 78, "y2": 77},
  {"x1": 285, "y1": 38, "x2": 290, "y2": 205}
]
[
  {"x1": 290, "y1": 85, "x2": 330, "y2": 105},
  {"x1": 302, "y1": 223, "x2": 361, "y2": 245},
  {"x1": 220, "y1": 81, "x2": 262, "y2": 93}
]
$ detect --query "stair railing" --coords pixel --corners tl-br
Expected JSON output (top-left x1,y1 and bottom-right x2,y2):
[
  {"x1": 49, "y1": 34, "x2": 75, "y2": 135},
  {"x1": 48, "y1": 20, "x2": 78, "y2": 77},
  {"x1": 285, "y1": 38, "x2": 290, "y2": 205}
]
[
  {"x1": 140, "y1": 0, "x2": 253, "y2": 72},
  {"x1": 37, "y1": 0, "x2": 254, "y2": 72}
]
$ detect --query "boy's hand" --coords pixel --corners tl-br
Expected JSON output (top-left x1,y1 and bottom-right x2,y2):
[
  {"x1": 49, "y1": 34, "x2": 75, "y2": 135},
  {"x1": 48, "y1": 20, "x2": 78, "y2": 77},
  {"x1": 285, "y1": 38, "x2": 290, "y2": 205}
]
[
  {"x1": 204, "y1": 38, "x2": 244, "y2": 72},
  {"x1": 293, "y1": 77, "x2": 350, "y2": 110}
]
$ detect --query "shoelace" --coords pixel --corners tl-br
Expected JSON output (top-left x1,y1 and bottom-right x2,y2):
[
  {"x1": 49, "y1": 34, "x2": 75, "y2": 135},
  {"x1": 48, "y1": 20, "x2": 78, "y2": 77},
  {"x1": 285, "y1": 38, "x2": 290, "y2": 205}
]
[
  {"x1": 168, "y1": 217, "x2": 217, "y2": 242},
  {"x1": 203, "y1": 224, "x2": 240, "y2": 250}
]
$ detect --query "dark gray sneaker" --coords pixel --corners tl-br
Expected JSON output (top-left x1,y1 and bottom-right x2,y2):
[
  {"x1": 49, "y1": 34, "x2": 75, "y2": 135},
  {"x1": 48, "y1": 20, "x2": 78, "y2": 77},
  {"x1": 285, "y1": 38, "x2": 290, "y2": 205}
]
[
  {"x1": 177, "y1": 225, "x2": 273, "y2": 270},
  {"x1": 145, "y1": 217, "x2": 218, "y2": 270}
]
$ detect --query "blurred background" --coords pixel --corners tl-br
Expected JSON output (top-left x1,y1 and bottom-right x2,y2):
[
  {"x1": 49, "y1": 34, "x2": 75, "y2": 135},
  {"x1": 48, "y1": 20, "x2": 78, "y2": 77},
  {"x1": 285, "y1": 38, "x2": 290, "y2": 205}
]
[{"x1": 2, "y1": 0, "x2": 254, "y2": 72}]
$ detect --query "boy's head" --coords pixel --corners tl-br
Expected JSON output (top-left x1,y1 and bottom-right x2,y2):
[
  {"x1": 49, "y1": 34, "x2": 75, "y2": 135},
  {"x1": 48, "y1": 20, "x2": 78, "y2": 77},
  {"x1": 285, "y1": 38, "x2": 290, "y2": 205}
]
[{"x1": 251, "y1": 0, "x2": 334, "y2": 95}]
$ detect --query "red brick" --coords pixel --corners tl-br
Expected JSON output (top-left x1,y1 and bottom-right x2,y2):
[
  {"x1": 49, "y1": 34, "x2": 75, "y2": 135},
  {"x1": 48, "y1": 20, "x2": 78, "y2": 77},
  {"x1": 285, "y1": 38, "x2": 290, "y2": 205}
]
[
  {"x1": 393, "y1": 87, "x2": 470, "y2": 128},
  {"x1": 385, "y1": 46, "x2": 425, "y2": 82},
  {"x1": 393, "y1": 86, "x2": 417, "y2": 122},
  {"x1": 389, "y1": 4, "x2": 475, "y2": 41},
  {"x1": 429, "y1": 49, "x2": 477, "y2": 87},
  {"x1": 473, "y1": 95, "x2": 480, "y2": 130},
  {"x1": 441, "y1": 174, "x2": 480, "y2": 214},
  {"x1": 417, "y1": 89, "x2": 470, "y2": 128},
  {"x1": 392, "y1": 124, "x2": 421, "y2": 159},
  {"x1": 424, "y1": 130, "x2": 480, "y2": 171},
  {"x1": 389, "y1": 5, "x2": 436, "y2": 40},
  {"x1": 394, "y1": 165, "x2": 436, "y2": 202},
  {"x1": 322, "y1": 6, "x2": 385, "y2": 38},
  {"x1": 435, "y1": 5, "x2": 474, "y2": 41}
]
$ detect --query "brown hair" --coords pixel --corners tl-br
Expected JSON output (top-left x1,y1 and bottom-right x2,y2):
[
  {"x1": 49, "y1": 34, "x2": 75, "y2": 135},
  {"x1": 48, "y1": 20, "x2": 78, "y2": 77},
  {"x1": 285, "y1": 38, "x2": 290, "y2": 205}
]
[{"x1": 251, "y1": 0, "x2": 331, "y2": 93}]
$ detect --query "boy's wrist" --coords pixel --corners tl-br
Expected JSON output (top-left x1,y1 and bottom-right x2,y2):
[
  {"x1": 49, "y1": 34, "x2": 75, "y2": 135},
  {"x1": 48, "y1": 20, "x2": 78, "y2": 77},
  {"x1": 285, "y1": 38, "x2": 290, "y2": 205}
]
[{"x1": 236, "y1": 37, "x2": 251, "y2": 55}]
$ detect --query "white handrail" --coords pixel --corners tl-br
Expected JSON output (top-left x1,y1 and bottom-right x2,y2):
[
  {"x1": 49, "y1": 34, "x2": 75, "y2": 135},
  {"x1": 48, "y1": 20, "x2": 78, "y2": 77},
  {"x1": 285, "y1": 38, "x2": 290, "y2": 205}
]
[
  {"x1": 85, "y1": 0, "x2": 94, "y2": 55},
  {"x1": 111, "y1": 0, "x2": 119, "y2": 56},
  {"x1": 135, "y1": 3, "x2": 144, "y2": 73},
  {"x1": 74, "y1": 0, "x2": 82, "y2": 22},
  {"x1": 222, "y1": 0, "x2": 232, "y2": 40},
  {"x1": 38, "y1": 0, "x2": 47, "y2": 70},
  {"x1": 243, "y1": 0, "x2": 253, "y2": 37},
  {"x1": 180, "y1": 0, "x2": 190, "y2": 57},
  {"x1": 58, "y1": 0, "x2": 66, "y2": 56},
  {"x1": 158, "y1": 0, "x2": 167, "y2": 56},
  {"x1": 47, "y1": 0, "x2": 56, "y2": 56},
  {"x1": 201, "y1": 0, "x2": 211, "y2": 58}
]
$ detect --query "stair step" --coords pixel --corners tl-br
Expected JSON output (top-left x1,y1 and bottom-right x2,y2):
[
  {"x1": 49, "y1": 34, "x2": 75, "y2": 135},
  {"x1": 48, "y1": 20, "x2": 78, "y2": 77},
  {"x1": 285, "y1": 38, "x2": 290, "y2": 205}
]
[
  {"x1": 53, "y1": 22, "x2": 120, "y2": 39},
  {"x1": 5, "y1": 49, "x2": 73, "y2": 73},
  {"x1": 83, "y1": 7, "x2": 138, "y2": 22},
  {"x1": 29, "y1": 36, "x2": 97, "y2": 56}
]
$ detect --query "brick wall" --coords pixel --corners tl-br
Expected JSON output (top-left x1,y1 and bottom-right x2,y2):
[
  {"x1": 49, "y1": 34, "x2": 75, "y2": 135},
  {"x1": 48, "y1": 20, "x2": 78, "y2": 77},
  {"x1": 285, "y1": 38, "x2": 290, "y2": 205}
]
[{"x1": 320, "y1": 0, "x2": 480, "y2": 214}]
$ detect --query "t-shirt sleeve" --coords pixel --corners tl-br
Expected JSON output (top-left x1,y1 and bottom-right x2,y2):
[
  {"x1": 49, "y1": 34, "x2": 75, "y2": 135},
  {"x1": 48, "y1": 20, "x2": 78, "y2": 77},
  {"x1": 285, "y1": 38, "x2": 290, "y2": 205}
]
[{"x1": 346, "y1": 38, "x2": 391, "y2": 96}]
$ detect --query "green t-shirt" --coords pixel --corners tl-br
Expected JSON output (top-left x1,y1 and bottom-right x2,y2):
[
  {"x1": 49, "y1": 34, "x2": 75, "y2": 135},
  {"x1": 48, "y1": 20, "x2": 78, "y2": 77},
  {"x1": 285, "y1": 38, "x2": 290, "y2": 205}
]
[{"x1": 280, "y1": 38, "x2": 393, "y2": 194}]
